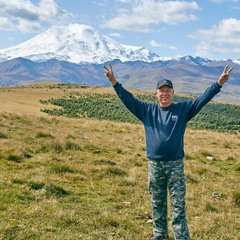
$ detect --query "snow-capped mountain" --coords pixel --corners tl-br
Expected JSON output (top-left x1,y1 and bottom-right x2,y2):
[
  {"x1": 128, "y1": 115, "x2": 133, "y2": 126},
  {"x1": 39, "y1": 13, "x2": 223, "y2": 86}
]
[
  {"x1": 0, "y1": 23, "x2": 162, "y2": 64},
  {"x1": 0, "y1": 23, "x2": 239, "y2": 105}
]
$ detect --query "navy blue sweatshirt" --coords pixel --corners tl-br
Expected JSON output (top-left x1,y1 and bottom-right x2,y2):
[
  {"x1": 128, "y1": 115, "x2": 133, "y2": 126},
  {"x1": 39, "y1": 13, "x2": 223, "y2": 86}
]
[{"x1": 113, "y1": 82, "x2": 221, "y2": 161}]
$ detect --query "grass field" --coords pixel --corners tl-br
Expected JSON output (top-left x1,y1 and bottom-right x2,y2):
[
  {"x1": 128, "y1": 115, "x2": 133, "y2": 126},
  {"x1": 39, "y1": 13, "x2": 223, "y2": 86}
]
[{"x1": 0, "y1": 83, "x2": 239, "y2": 239}]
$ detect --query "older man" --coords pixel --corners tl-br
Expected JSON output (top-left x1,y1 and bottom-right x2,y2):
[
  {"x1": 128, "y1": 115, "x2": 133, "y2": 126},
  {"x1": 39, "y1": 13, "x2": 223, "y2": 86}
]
[{"x1": 103, "y1": 64, "x2": 233, "y2": 240}]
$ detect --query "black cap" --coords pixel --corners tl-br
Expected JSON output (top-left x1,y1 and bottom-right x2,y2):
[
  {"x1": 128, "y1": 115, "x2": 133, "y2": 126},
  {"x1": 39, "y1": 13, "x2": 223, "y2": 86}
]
[{"x1": 156, "y1": 79, "x2": 173, "y2": 89}]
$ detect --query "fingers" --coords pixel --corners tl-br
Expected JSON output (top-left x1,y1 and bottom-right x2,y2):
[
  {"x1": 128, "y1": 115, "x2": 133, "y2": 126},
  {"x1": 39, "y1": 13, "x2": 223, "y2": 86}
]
[
  {"x1": 103, "y1": 65, "x2": 109, "y2": 78},
  {"x1": 223, "y1": 65, "x2": 229, "y2": 73},
  {"x1": 103, "y1": 65, "x2": 108, "y2": 71},
  {"x1": 228, "y1": 67, "x2": 233, "y2": 74},
  {"x1": 103, "y1": 63, "x2": 112, "y2": 74},
  {"x1": 109, "y1": 63, "x2": 112, "y2": 72},
  {"x1": 223, "y1": 65, "x2": 233, "y2": 74}
]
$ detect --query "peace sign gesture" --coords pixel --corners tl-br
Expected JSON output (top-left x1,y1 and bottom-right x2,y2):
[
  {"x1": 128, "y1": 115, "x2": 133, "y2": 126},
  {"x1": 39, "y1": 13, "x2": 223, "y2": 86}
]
[
  {"x1": 103, "y1": 63, "x2": 118, "y2": 86},
  {"x1": 218, "y1": 65, "x2": 233, "y2": 86}
]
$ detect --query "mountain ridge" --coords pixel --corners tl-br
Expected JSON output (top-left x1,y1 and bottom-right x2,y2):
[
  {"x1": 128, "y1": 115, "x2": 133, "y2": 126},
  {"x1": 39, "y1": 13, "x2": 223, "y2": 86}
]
[
  {"x1": 0, "y1": 23, "x2": 239, "y2": 105},
  {"x1": 0, "y1": 57, "x2": 239, "y2": 105}
]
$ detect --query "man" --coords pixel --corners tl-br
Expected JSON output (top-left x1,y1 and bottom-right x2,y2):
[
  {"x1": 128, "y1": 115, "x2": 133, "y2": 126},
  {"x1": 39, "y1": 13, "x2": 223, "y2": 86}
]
[{"x1": 103, "y1": 64, "x2": 233, "y2": 240}]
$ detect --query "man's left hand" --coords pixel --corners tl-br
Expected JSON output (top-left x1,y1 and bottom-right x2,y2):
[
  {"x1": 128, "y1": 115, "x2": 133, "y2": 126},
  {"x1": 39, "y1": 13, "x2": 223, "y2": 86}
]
[{"x1": 218, "y1": 65, "x2": 233, "y2": 86}]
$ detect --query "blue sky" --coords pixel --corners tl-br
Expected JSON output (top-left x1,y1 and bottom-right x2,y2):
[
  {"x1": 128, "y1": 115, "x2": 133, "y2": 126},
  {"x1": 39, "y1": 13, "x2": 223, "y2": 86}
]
[{"x1": 0, "y1": 0, "x2": 240, "y2": 60}]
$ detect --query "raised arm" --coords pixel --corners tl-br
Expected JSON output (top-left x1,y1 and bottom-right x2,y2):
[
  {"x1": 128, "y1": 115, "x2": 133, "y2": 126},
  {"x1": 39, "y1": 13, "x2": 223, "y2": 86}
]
[
  {"x1": 103, "y1": 63, "x2": 118, "y2": 86},
  {"x1": 217, "y1": 65, "x2": 233, "y2": 87},
  {"x1": 103, "y1": 63, "x2": 147, "y2": 122},
  {"x1": 187, "y1": 65, "x2": 233, "y2": 121}
]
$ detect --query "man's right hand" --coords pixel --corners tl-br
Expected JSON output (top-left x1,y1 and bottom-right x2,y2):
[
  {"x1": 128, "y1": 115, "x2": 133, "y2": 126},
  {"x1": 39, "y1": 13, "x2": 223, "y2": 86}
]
[{"x1": 103, "y1": 63, "x2": 118, "y2": 86}]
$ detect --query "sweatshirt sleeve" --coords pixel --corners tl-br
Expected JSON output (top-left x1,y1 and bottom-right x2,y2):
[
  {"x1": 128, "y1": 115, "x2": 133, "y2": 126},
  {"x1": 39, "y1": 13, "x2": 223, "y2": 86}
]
[
  {"x1": 187, "y1": 82, "x2": 221, "y2": 121},
  {"x1": 113, "y1": 82, "x2": 147, "y2": 122}
]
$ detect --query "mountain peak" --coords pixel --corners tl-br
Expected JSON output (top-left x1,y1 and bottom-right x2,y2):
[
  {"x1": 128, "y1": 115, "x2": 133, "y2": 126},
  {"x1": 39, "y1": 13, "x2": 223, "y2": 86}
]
[{"x1": 0, "y1": 23, "x2": 161, "y2": 64}]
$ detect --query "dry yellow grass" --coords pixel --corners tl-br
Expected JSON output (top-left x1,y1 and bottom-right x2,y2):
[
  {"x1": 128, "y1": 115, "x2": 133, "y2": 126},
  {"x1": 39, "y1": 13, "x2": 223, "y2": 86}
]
[
  {"x1": 0, "y1": 83, "x2": 58, "y2": 116},
  {"x1": 0, "y1": 83, "x2": 239, "y2": 239},
  {"x1": 0, "y1": 83, "x2": 147, "y2": 117}
]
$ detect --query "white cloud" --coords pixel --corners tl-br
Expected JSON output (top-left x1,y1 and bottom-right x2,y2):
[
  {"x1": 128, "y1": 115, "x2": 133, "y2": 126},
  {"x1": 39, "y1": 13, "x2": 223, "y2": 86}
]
[
  {"x1": 38, "y1": 0, "x2": 74, "y2": 24},
  {"x1": 17, "y1": 19, "x2": 43, "y2": 33},
  {"x1": 0, "y1": 0, "x2": 73, "y2": 33},
  {"x1": 189, "y1": 18, "x2": 240, "y2": 57},
  {"x1": 211, "y1": 0, "x2": 240, "y2": 3},
  {"x1": 101, "y1": 0, "x2": 201, "y2": 32},
  {"x1": 0, "y1": 0, "x2": 37, "y2": 19},
  {"x1": 115, "y1": 0, "x2": 133, "y2": 2},
  {"x1": 108, "y1": 32, "x2": 122, "y2": 37},
  {"x1": 0, "y1": 17, "x2": 15, "y2": 31},
  {"x1": 149, "y1": 40, "x2": 177, "y2": 50}
]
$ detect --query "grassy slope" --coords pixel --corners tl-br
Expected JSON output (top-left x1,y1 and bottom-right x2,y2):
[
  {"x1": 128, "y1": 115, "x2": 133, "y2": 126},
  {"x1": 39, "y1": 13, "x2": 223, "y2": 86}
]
[{"x1": 0, "y1": 83, "x2": 239, "y2": 240}]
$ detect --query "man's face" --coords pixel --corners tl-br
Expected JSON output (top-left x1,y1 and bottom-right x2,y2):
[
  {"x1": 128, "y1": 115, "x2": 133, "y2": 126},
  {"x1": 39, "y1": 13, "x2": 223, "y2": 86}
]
[{"x1": 155, "y1": 86, "x2": 174, "y2": 107}]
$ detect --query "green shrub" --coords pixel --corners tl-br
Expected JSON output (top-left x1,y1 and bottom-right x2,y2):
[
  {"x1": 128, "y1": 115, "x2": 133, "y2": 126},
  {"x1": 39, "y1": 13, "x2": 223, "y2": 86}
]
[
  {"x1": 51, "y1": 164, "x2": 74, "y2": 174},
  {"x1": 0, "y1": 132, "x2": 8, "y2": 138},
  {"x1": 45, "y1": 184, "x2": 69, "y2": 197},
  {"x1": 205, "y1": 202, "x2": 217, "y2": 212},
  {"x1": 12, "y1": 178, "x2": 25, "y2": 184},
  {"x1": 35, "y1": 131, "x2": 53, "y2": 138},
  {"x1": 29, "y1": 181, "x2": 45, "y2": 190},
  {"x1": 235, "y1": 165, "x2": 240, "y2": 172},
  {"x1": 105, "y1": 167, "x2": 127, "y2": 176},
  {"x1": 233, "y1": 191, "x2": 240, "y2": 207},
  {"x1": 51, "y1": 142, "x2": 63, "y2": 153},
  {"x1": 65, "y1": 141, "x2": 81, "y2": 150},
  {"x1": 7, "y1": 154, "x2": 22, "y2": 163}
]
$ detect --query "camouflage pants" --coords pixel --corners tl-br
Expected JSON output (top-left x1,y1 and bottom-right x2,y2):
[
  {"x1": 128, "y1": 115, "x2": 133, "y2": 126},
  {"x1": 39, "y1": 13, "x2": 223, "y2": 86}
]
[{"x1": 148, "y1": 159, "x2": 190, "y2": 240}]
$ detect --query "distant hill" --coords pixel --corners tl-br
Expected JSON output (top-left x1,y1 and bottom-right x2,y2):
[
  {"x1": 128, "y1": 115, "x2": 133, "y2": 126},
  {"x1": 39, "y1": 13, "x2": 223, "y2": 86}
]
[{"x1": 0, "y1": 57, "x2": 239, "y2": 105}]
